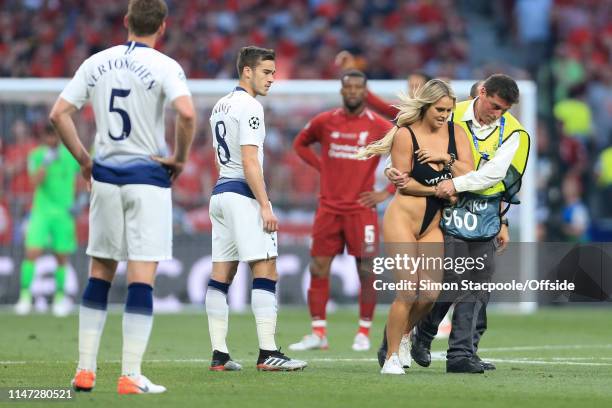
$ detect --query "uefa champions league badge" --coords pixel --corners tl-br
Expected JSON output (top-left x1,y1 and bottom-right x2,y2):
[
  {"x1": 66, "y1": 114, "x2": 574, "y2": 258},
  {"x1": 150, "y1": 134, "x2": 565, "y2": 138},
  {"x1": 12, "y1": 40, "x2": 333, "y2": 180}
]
[{"x1": 248, "y1": 116, "x2": 260, "y2": 129}]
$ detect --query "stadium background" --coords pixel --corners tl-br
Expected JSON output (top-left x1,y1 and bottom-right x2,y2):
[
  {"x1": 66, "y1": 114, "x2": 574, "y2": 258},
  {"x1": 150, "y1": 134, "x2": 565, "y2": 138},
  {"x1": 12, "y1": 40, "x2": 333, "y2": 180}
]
[{"x1": 0, "y1": 0, "x2": 610, "y2": 310}]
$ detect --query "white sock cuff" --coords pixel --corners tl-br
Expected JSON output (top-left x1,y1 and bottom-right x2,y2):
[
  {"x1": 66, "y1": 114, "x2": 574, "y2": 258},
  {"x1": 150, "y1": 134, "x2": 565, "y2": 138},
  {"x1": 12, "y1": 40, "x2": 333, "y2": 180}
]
[
  {"x1": 312, "y1": 319, "x2": 327, "y2": 328},
  {"x1": 359, "y1": 319, "x2": 372, "y2": 328}
]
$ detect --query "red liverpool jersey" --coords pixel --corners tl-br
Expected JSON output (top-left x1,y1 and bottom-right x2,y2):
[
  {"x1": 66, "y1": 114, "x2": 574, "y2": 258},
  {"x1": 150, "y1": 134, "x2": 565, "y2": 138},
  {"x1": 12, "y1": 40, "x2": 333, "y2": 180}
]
[{"x1": 294, "y1": 108, "x2": 392, "y2": 213}]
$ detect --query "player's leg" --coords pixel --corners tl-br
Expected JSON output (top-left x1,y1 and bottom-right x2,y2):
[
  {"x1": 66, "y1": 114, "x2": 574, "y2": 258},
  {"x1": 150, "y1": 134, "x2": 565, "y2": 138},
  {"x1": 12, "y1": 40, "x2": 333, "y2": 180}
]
[
  {"x1": 51, "y1": 253, "x2": 71, "y2": 316},
  {"x1": 288, "y1": 255, "x2": 333, "y2": 350},
  {"x1": 73, "y1": 180, "x2": 124, "y2": 391},
  {"x1": 250, "y1": 258, "x2": 306, "y2": 371},
  {"x1": 250, "y1": 258, "x2": 279, "y2": 354},
  {"x1": 73, "y1": 257, "x2": 117, "y2": 391},
  {"x1": 116, "y1": 184, "x2": 170, "y2": 394},
  {"x1": 117, "y1": 260, "x2": 168, "y2": 393},
  {"x1": 231, "y1": 194, "x2": 306, "y2": 371},
  {"x1": 346, "y1": 210, "x2": 380, "y2": 351},
  {"x1": 206, "y1": 193, "x2": 242, "y2": 371},
  {"x1": 289, "y1": 209, "x2": 342, "y2": 351},
  {"x1": 380, "y1": 201, "x2": 417, "y2": 374},
  {"x1": 207, "y1": 260, "x2": 242, "y2": 371},
  {"x1": 15, "y1": 211, "x2": 47, "y2": 315},
  {"x1": 15, "y1": 248, "x2": 42, "y2": 315},
  {"x1": 50, "y1": 211, "x2": 77, "y2": 316}
]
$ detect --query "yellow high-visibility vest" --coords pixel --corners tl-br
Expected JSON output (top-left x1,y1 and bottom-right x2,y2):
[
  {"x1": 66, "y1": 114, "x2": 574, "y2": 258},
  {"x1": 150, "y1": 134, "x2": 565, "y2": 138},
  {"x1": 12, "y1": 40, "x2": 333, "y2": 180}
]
[{"x1": 452, "y1": 100, "x2": 530, "y2": 203}]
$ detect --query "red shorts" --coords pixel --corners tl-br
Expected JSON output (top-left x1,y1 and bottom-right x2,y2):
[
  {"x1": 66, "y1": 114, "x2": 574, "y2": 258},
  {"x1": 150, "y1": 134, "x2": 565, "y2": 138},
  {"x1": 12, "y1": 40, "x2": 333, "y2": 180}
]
[{"x1": 310, "y1": 208, "x2": 379, "y2": 258}]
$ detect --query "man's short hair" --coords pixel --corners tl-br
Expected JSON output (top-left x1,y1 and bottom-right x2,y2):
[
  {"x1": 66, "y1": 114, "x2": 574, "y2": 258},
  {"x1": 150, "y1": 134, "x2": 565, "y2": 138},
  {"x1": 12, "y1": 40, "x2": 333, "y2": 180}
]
[
  {"x1": 483, "y1": 74, "x2": 519, "y2": 105},
  {"x1": 470, "y1": 80, "x2": 484, "y2": 98},
  {"x1": 341, "y1": 69, "x2": 367, "y2": 85},
  {"x1": 127, "y1": 0, "x2": 168, "y2": 36},
  {"x1": 236, "y1": 46, "x2": 276, "y2": 78}
]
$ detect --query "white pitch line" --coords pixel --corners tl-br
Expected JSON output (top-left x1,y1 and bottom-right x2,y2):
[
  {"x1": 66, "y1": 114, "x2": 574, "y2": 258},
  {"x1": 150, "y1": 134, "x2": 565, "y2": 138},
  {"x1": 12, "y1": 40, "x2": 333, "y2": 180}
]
[
  {"x1": 484, "y1": 359, "x2": 612, "y2": 367},
  {"x1": 3, "y1": 357, "x2": 612, "y2": 367},
  {"x1": 477, "y1": 344, "x2": 612, "y2": 352},
  {"x1": 2, "y1": 344, "x2": 612, "y2": 367}
]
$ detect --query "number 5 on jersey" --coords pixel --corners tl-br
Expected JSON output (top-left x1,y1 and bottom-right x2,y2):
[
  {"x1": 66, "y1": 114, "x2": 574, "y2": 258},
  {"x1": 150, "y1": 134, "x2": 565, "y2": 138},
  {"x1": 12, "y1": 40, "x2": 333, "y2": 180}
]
[{"x1": 108, "y1": 88, "x2": 131, "y2": 141}]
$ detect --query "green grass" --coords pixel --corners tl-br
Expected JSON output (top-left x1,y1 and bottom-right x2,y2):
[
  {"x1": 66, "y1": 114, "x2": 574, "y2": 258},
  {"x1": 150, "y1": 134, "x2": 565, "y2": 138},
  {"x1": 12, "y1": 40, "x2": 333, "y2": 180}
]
[{"x1": 1, "y1": 307, "x2": 612, "y2": 407}]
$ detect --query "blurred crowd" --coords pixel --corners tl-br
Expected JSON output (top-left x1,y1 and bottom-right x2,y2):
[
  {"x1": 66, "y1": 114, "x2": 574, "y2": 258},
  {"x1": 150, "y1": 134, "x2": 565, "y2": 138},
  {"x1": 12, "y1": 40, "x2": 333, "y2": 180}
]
[{"x1": 0, "y1": 0, "x2": 610, "y2": 243}]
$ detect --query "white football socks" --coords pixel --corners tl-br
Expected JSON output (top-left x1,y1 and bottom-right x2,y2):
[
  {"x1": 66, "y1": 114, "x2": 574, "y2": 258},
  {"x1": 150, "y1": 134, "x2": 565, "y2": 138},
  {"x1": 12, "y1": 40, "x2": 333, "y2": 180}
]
[
  {"x1": 205, "y1": 288, "x2": 229, "y2": 353},
  {"x1": 251, "y1": 289, "x2": 278, "y2": 351},
  {"x1": 77, "y1": 305, "x2": 108, "y2": 372},
  {"x1": 121, "y1": 312, "x2": 153, "y2": 377}
]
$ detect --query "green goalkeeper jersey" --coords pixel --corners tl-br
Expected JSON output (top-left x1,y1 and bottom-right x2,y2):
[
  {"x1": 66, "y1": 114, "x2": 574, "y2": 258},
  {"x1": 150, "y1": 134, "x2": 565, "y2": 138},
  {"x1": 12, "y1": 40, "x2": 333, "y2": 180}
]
[{"x1": 28, "y1": 144, "x2": 80, "y2": 214}]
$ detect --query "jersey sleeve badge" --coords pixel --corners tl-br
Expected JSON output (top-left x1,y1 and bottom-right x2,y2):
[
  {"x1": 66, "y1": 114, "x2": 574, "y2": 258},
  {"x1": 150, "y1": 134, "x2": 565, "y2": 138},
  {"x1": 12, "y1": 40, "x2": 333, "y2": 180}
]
[{"x1": 248, "y1": 116, "x2": 260, "y2": 129}]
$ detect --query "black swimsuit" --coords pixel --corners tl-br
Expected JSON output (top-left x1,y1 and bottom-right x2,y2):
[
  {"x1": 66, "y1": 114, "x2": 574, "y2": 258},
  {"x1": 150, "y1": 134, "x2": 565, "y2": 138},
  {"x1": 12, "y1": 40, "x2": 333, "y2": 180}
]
[{"x1": 407, "y1": 122, "x2": 457, "y2": 236}]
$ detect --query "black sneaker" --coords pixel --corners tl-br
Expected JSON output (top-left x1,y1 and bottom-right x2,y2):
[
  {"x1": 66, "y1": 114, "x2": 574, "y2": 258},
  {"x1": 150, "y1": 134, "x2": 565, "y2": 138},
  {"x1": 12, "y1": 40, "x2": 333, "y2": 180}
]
[
  {"x1": 473, "y1": 354, "x2": 496, "y2": 371},
  {"x1": 377, "y1": 325, "x2": 388, "y2": 368},
  {"x1": 410, "y1": 329, "x2": 432, "y2": 367},
  {"x1": 209, "y1": 350, "x2": 242, "y2": 371},
  {"x1": 256, "y1": 349, "x2": 307, "y2": 371},
  {"x1": 446, "y1": 357, "x2": 485, "y2": 374}
]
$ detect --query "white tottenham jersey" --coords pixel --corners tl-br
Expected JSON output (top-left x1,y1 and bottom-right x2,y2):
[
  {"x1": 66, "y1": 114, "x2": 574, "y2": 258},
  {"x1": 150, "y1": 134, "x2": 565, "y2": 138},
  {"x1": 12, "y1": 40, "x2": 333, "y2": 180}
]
[
  {"x1": 209, "y1": 87, "x2": 266, "y2": 180},
  {"x1": 60, "y1": 41, "x2": 190, "y2": 177}
]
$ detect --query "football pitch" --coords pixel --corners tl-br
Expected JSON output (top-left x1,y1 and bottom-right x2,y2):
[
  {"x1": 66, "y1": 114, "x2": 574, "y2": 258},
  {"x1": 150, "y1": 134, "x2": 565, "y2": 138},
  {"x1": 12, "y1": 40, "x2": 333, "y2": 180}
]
[{"x1": 1, "y1": 307, "x2": 611, "y2": 407}]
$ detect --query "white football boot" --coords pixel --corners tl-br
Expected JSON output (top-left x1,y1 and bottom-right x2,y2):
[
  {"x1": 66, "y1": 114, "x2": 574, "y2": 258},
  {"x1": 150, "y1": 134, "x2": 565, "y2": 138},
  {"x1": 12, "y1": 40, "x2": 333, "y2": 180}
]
[
  {"x1": 351, "y1": 332, "x2": 371, "y2": 351},
  {"x1": 289, "y1": 333, "x2": 328, "y2": 351},
  {"x1": 117, "y1": 374, "x2": 166, "y2": 394},
  {"x1": 14, "y1": 295, "x2": 32, "y2": 315},
  {"x1": 52, "y1": 296, "x2": 73, "y2": 317}
]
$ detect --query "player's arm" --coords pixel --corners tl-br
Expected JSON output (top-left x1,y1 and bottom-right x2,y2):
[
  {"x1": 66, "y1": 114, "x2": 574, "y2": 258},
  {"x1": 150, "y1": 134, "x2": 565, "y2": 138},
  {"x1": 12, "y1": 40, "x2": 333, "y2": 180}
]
[
  {"x1": 152, "y1": 95, "x2": 196, "y2": 181},
  {"x1": 49, "y1": 97, "x2": 93, "y2": 186},
  {"x1": 242, "y1": 145, "x2": 277, "y2": 232},
  {"x1": 450, "y1": 124, "x2": 475, "y2": 177},
  {"x1": 366, "y1": 91, "x2": 399, "y2": 119},
  {"x1": 358, "y1": 120, "x2": 396, "y2": 207},
  {"x1": 293, "y1": 118, "x2": 321, "y2": 171},
  {"x1": 358, "y1": 187, "x2": 392, "y2": 208}
]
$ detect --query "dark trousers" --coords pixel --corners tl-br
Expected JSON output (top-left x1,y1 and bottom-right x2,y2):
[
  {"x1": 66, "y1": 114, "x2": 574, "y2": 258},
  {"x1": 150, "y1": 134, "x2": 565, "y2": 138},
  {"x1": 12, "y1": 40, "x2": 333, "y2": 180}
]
[{"x1": 416, "y1": 235, "x2": 495, "y2": 360}]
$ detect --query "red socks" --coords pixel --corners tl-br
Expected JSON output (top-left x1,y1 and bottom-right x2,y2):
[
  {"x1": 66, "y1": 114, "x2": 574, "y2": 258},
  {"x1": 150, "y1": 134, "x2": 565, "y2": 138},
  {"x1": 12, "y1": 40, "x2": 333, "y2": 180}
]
[{"x1": 358, "y1": 274, "x2": 376, "y2": 332}]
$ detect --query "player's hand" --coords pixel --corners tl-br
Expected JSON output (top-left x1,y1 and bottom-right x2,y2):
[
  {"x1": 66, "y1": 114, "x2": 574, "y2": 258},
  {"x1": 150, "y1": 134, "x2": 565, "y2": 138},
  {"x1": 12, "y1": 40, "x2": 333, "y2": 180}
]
[
  {"x1": 151, "y1": 155, "x2": 185, "y2": 182},
  {"x1": 434, "y1": 179, "x2": 456, "y2": 199},
  {"x1": 261, "y1": 203, "x2": 278, "y2": 233},
  {"x1": 495, "y1": 224, "x2": 510, "y2": 254},
  {"x1": 358, "y1": 190, "x2": 390, "y2": 208},
  {"x1": 415, "y1": 149, "x2": 449, "y2": 164},
  {"x1": 384, "y1": 167, "x2": 410, "y2": 188},
  {"x1": 80, "y1": 159, "x2": 93, "y2": 192},
  {"x1": 334, "y1": 50, "x2": 357, "y2": 70}
]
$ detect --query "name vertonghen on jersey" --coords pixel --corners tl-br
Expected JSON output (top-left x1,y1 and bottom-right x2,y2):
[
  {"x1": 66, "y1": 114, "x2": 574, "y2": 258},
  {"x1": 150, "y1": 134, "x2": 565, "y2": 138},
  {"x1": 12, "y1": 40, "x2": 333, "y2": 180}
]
[{"x1": 86, "y1": 57, "x2": 157, "y2": 90}]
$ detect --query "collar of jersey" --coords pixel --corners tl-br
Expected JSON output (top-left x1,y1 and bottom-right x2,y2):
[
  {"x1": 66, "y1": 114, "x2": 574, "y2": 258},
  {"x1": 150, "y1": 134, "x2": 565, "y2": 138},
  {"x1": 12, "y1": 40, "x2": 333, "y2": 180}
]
[
  {"x1": 124, "y1": 41, "x2": 150, "y2": 48},
  {"x1": 234, "y1": 86, "x2": 248, "y2": 93}
]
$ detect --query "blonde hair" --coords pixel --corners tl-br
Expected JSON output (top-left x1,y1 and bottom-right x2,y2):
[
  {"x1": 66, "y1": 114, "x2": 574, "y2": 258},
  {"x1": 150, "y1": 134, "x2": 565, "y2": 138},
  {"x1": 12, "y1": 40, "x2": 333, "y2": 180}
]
[{"x1": 357, "y1": 79, "x2": 456, "y2": 158}]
